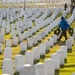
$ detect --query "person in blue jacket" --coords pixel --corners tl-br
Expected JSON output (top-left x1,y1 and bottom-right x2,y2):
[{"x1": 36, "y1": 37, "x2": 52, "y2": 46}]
[{"x1": 58, "y1": 16, "x2": 70, "y2": 40}]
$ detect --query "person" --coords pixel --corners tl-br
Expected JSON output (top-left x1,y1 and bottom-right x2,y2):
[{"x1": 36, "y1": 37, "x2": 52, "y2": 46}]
[
  {"x1": 71, "y1": 3, "x2": 75, "y2": 13},
  {"x1": 58, "y1": 16, "x2": 70, "y2": 40},
  {"x1": 64, "y1": 3, "x2": 68, "y2": 11},
  {"x1": 73, "y1": 3, "x2": 75, "y2": 11}
]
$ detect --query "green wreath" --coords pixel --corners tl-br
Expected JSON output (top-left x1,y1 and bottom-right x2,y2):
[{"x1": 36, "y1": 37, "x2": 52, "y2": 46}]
[
  {"x1": 68, "y1": 28, "x2": 74, "y2": 36},
  {"x1": 54, "y1": 28, "x2": 60, "y2": 35}
]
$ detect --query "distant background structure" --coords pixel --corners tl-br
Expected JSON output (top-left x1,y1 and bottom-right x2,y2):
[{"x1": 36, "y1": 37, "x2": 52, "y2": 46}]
[
  {"x1": 71, "y1": 0, "x2": 75, "y2": 12},
  {"x1": 0, "y1": 0, "x2": 74, "y2": 12},
  {"x1": 0, "y1": 0, "x2": 71, "y2": 9}
]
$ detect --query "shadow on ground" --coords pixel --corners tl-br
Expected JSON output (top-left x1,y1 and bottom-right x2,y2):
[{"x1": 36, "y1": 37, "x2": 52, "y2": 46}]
[
  {"x1": 55, "y1": 69, "x2": 60, "y2": 75},
  {"x1": 20, "y1": 51, "x2": 26, "y2": 55}
]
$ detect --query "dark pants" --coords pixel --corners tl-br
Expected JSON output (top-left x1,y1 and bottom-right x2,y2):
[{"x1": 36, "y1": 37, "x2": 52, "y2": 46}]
[{"x1": 59, "y1": 30, "x2": 67, "y2": 40}]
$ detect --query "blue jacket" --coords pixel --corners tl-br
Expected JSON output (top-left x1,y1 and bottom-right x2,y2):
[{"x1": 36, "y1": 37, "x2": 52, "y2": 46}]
[{"x1": 59, "y1": 20, "x2": 70, "y2": 30}]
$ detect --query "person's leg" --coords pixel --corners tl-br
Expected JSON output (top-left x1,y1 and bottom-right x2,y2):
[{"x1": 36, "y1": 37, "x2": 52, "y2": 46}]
[
  {"x1": 63, "y1": 30, "x2": 67, "y2": 40},
  {"x1": 58, "y1": 31, "x2": 64, "y2": 40}
]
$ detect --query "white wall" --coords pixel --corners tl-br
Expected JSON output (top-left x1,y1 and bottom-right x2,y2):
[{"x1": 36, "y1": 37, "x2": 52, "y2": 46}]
[{"x1": 1, "y1": 0, "x2": 71, "y2": 3}]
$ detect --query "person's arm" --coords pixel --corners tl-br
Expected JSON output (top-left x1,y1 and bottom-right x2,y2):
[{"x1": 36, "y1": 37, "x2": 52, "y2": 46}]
[
  {"x1": 57, "y1": 23, "x2": 61, "y2": 30},
  {"x1": 59, "y1": 24, "x2": 61, "y2": 28},
  {"x1": 58, "y1": 22, "x2": 61, "y2": 28},
  {"x1": 66, "y1": 22, "x2": 70, "y2": 29}
]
